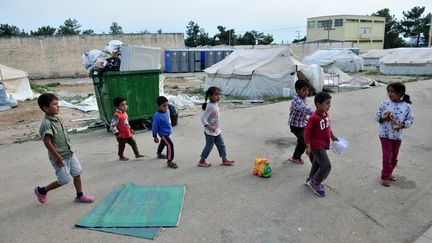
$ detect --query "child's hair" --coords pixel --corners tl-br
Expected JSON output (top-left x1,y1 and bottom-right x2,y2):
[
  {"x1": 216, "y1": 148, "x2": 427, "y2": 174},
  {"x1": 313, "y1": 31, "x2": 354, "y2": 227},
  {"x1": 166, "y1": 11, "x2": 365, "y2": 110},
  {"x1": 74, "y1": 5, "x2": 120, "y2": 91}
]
[
  {"x1": 202, "y1": 86, "x2": 222, "y2": 110},
  {"x1": 37, "y1": 93, "x2": 58, "y2": 111},
  {"x1": 156, "y1": 96, "x2": 169, "y2": 106},
  {"x1": 387, "y1": 82, "x2": 412, "y2": 104},
  {"x1": 314, "y1": 92, "x2": 332, "y2": 104},
  {"x1": 295, "y1": 79, "x2": 310, "y2": 90},
  {"x1": 113, "y1": 97, "x2": 126, "y2": 107}
]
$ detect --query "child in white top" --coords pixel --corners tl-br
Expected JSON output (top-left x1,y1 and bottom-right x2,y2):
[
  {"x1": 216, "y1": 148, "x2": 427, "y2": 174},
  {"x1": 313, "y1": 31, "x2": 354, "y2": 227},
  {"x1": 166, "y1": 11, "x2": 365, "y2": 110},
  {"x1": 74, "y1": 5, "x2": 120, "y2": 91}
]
[
  {"x1": 375, "y1": 82, "x2": 413, "y2": 187},
  {"x1": 198, "y1": 86, "x2": 235, "y2": 167}
]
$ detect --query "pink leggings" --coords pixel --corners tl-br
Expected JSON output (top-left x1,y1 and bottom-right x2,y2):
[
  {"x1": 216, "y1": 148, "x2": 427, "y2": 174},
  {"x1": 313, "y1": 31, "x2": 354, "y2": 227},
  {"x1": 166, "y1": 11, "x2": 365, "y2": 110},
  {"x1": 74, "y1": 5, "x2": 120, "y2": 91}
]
[{"x1": 380, "y1": 137, "x2": 402, "y2": 180}]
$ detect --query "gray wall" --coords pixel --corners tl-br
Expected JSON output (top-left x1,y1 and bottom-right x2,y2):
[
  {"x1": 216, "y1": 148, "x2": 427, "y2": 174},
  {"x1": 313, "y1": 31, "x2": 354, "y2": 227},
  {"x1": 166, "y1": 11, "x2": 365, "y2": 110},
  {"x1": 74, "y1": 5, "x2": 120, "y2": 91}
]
[{"x1": 0, "y1": 33, "x2": 185, "y2": 79}]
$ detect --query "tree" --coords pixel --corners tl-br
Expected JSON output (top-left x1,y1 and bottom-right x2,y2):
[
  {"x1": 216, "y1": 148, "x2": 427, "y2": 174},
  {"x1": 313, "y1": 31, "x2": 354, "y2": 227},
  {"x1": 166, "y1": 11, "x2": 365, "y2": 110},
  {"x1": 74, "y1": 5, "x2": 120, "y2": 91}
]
[
  {"x1": 237, "y1": 31, "x2": 256, "y2": 45},
  {"x1": 399, "y1": 6, "x2": 431, "y2": 47},
  {"x1": 292, "y1": 37, "x2": 306, "y2": 43},
  {"x1": 372, "y1": 8, "x2": 405, "y2": 48},
  {"x1": 57, "y1": 18, "x2": 81, "y2": 35},
  {"x1": 185, "y1": 21, "x2": 200, "y2": 47},
  {"x1": 31, "y1": 26, "x2": 56, "y2": 36},
  {"x1": 82, "y1": 29, "x2": 95, "y2": 35},
  {"x1": 0, "y1": 24, "x2": 22, "y2": 37},
  {"x1": 110, "y1": 22, "x2": 123, "y2": 35},
  {"x1": 213, "y1": 25, "x2": 236, "y2": 45},
  {"x1": 256, "y1": 33, "x2": 274, "y2": 45}
]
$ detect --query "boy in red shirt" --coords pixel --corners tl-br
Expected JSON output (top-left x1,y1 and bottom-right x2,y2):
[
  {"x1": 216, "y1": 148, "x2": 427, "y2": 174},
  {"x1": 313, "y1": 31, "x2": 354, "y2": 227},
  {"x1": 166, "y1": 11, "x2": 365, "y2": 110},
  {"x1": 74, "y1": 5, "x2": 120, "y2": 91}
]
[
  {"x1": 304, "y1": 92, "x2": 338, "y2": 197},
  {"x1": 110, "y1": 97, "x2": 144, "y2": 161}
]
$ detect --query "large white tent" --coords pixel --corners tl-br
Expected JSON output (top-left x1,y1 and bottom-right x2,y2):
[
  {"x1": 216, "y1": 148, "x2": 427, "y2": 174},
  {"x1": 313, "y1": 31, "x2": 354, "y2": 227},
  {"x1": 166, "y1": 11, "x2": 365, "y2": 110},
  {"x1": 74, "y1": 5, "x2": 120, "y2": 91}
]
[
  {"x1": 303, "y1": 49, "x2": 364, "y2": 72},
  {"x1": 379, "y1": 48, "x2": 432, "y2": 75},
  {"x1": 204, "y1": 47, "x2": 324, "y2": 97},
  {"x1": 0, "y1": 64, "x2": 33, "y2": 101},
  {"x1": 361, "y1": 49, "x2": 394, "y2": 66}
]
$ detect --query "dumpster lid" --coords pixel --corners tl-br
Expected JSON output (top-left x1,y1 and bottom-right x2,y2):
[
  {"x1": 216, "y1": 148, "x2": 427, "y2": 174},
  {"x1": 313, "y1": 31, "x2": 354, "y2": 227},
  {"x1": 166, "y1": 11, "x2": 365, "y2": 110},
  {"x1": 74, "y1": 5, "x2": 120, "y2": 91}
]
[{"x1": 104, "y1": 69, "x2": 161, "y2": 76}]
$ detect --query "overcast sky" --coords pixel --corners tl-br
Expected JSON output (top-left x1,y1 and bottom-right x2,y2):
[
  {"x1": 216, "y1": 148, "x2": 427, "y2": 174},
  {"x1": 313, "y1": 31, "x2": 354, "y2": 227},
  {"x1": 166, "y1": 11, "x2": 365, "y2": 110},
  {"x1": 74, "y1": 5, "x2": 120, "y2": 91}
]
[{"x1": 1, "y1": 0, "x2": 431, "y2": 43}]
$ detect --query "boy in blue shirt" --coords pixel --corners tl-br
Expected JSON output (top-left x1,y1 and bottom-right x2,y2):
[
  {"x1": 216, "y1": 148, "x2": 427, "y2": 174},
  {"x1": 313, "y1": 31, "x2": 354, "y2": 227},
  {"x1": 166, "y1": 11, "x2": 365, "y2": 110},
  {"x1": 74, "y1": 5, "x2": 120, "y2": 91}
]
[{"x1": 152, "y1": 96, "x2": 177, "y2": 169}]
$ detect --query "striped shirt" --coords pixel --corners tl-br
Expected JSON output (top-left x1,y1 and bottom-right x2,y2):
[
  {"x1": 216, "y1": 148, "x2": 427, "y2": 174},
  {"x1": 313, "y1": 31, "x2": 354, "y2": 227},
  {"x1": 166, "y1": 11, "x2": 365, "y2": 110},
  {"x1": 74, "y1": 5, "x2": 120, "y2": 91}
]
[{"x1": 288, "y1": 93, "x2": 313, "y2": 127}]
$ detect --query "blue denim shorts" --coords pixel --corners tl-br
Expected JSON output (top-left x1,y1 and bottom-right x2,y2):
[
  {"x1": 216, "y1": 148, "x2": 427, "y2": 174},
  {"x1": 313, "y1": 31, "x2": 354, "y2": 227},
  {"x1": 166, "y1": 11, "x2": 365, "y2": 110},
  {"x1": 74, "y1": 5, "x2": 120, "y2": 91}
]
[{"x1": 50, "y1": 153, "x2": 83, "y2": 185}]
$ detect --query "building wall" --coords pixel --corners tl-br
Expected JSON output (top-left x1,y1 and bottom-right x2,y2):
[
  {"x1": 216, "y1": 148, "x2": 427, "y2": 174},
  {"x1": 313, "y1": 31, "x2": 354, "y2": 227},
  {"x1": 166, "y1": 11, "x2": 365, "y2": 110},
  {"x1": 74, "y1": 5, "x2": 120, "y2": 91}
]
[
  {"x1": 0, "y1": 33, "x2": 185, "y2": 79},
  {"x1": 307, "y1": 15, "x2": 385, "y2": 52}
]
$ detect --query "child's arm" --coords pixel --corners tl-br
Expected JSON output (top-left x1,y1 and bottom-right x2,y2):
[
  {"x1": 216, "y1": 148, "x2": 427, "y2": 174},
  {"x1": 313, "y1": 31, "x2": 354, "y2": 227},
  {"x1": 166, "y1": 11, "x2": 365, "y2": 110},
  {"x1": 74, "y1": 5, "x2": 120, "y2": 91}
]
[
  {"x1": 304, "y1": 117, "x2": 314, "y2": 155},
  {"x1": 110, "y1": 115, "x2": 120, "y2": 135},
  {"x1": 293, "y1": 96, "x2": 313, "y2": 115},
  {"x1": 43, "y1": 135, "x2": 64, "y2": 166},
  {"x1": 403, "y1": 105, "x2": 414, "y2": 128},
  {"x1": 331, "y1": 131, "x2": 338, "y2": 141},
  {"x1": 152, "y1": 115, "x2": 159, "y2": 143}
]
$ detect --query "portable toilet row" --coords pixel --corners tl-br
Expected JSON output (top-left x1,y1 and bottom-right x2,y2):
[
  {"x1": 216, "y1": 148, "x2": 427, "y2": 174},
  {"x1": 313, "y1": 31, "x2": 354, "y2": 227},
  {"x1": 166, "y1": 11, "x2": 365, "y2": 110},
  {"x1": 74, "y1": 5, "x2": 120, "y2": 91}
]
[{"x1": 165, "y1": 49, "x2": 233, "y2": 73}]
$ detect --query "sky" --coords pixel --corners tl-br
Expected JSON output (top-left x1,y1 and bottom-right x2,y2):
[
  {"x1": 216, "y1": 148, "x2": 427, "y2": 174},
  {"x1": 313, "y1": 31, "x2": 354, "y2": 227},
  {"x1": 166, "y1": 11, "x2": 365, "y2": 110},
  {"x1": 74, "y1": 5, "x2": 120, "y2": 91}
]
[{"x1": 1, "y1": 0, "x2": 431, "y2": 43}]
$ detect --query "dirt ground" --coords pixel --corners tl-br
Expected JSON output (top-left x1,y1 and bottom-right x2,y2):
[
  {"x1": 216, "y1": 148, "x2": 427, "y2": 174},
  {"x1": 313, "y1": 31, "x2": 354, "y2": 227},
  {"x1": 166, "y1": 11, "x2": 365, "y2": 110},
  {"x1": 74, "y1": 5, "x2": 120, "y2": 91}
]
[{"x1": 0, "y1": 70, "x2": 428, "y2": 145}]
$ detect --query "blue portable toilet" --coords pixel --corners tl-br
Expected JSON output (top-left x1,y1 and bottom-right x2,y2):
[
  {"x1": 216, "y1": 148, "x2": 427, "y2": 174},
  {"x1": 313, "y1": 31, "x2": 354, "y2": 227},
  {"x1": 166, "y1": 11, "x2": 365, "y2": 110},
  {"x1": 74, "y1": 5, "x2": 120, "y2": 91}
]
[
  {"x1": 200, "y1": 51, "x2": 206, "y2": 70},
  {"x1": 165, "y1": 50, "x2": 172, "y2": 73}
]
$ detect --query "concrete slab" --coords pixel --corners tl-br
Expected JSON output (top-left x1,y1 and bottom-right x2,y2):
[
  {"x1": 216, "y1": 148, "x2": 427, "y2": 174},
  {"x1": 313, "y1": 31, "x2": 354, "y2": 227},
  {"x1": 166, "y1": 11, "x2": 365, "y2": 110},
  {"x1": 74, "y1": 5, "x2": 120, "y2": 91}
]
[{"x1": 1, "y1": 80, "x2": 432, "y2": 242}]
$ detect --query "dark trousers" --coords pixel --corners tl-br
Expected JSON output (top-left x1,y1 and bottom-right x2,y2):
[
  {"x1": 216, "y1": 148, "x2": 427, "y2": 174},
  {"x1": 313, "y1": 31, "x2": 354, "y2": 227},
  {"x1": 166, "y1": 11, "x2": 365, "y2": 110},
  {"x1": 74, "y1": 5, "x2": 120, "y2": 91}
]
[
  {"x1": 380, "y1": 137, "x2": 401, "y2": 180},
  {"x1": 117, "y1": 136, "x2": 139, "y2": 157},
  {"x1": 309, "y1": 149, "x2": 332, "y2": 184},
  {"x1": 158, "y1": 135, "x2": 174, "y2": 162},
  {"x1": 290, "y1": 126, "x2": 313, "y2": 162}
]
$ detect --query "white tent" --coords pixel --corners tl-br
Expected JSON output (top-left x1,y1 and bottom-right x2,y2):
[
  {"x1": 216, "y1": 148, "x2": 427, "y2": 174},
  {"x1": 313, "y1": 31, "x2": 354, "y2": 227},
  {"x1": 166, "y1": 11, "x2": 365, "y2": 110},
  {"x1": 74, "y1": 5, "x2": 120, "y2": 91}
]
[
  {"x1": 303, "y1": 49, "x2": 364, "y2": 72},
  {"x1": 379, "y1": 48, "x2": 432, "y2": 75},
  {"x1": 0, "y1": 64, "x2": 33, "y2": 101},
  {"x1": 204, "y1": 47, "x2": 324, "y2": 97},
  {"x1": 361, "y1": 49, "x2": 394, "y2": 66}
]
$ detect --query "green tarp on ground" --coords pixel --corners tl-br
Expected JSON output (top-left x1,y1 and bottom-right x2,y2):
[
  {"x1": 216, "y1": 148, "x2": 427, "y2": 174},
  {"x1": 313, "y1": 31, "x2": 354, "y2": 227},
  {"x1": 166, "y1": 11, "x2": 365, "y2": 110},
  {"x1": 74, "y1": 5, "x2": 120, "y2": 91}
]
[{"x1": 75, "y1": 183, "x2": 186, "y2": 239}]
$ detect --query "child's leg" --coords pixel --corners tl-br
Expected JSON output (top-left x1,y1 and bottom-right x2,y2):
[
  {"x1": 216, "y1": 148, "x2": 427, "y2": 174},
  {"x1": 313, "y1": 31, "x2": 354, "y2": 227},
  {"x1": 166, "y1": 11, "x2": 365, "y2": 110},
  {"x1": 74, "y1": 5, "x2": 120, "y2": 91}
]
[
  {"x1": 117, "y1": 137, "x2": 127, "y2": 158},
  {"x1": 391, "y1": 140, "x2": 402, "y2": 171},
  {"x1": 200, "y1": 134, "x2": 215, "y2": 160},
  {"x1": 308, "y1": 153, "x2": 319, "y2": 180},
  {"x1": 290, "y1": 126, "x2": 307, "y2": 159},
  {"x1": 310, "y1": 149, "x2": 331, "y2": 184},
  {"x1": 214, "y1": 134, "x2": 227, "y2": 158},
  {"x1": 69, "y1": 154, "x2": 94, "y2": 202},
  {"x1": 125, "y1": 136, "x2": 142, "y2": 157},
  {"x1": 380, "y1": 138, "x2": 394, "y2": 179},
  {"x1": 73, "y1": 175, "x2": 83, "y2": 193},
  {"x1": 161, "y1": 136, "x2": 174, "y2": 162},
  {"x1": 157, "y1": 137, "x2": 167, "y2": 154}
]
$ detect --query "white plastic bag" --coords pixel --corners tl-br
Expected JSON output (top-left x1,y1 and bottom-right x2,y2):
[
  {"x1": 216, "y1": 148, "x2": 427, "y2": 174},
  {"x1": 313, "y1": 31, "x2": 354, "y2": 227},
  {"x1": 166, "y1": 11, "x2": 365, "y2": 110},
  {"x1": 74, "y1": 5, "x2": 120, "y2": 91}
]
[
  {"x1": 81, "y1": 50, "x2": 103, "y2": 69},
  {"x1": 105, "y1": 40, "x2": 124, "y2": 54},
  {"x1": 330, "y1": 137, "x2": 349, "y2": 154}
]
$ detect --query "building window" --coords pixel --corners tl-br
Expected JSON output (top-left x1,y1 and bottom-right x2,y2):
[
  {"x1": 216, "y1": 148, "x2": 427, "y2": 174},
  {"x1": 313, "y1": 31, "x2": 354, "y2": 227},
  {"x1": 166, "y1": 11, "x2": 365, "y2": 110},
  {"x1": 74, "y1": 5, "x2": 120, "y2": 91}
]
[
  {"x1": 360, "y1": 27, "x2": 370, "y2": 34},
  {"x1": 308, "y1": 21, "x2": 316, "y2": 29},
  {"x1": 317, "y1": 20, "x2": 332, "y2": 28},
  {"x1": 359, "y1": 40, "x2": 371, "y2": 43},
  {"x1": 372, "y1": 40, "x2": 383, "y2": 43},
  {"x1": 374, "y1": 20, "x2": 385, "y2": 23},
  {"x1": 360, "y1": 19, "x2": 372, "y2": 23},
  {"x1": 346, "y1": 19, "x2": 358, "y2": 22},
  {"x1": 335, "y1": 19, "x2": 343, "y2": 26}
]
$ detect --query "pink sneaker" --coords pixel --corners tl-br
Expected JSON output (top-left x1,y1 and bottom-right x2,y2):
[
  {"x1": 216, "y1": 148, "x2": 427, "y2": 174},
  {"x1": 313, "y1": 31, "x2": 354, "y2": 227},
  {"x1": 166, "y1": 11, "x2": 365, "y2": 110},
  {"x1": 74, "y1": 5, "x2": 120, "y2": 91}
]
[
  {"x1": 198, "y1": 159, "x2": 211, "y2": 167},
  {"x1": 34, "y1": 187, "x2": 48, "y2": 203},
  {"x1": 288, "y1": 157, "x2": 304, "y2": 164},
  {"x1": 221, "y1": 159, "x2": 234, "y2": 166},
  {"x1": 74, "y1": 194, "x2": 95, "y2": 203}
]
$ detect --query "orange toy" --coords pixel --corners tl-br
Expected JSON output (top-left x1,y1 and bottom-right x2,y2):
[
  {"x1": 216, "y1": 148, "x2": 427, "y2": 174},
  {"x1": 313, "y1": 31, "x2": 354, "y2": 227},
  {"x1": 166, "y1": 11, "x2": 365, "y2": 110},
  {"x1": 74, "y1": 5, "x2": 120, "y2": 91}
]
[{"x1": 253, "y1": 157, "x2": 272, "y2": 178}]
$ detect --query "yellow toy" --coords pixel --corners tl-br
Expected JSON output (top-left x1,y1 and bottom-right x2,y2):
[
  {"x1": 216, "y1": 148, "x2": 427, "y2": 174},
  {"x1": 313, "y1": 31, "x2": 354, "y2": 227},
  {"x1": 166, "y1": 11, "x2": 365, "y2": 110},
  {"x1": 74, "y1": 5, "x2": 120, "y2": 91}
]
[{"x1": 253, "y1": 157, "x2": 272, "y2": 178}]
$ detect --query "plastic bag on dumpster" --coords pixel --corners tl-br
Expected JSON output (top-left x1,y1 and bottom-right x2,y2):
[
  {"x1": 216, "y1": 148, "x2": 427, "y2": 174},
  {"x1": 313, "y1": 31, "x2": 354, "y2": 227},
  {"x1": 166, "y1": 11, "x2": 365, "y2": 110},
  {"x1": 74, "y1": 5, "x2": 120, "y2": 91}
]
[
  {"x1": 105, "y1": 57, "x2": 121, "y2": 71},
  {"x1": 105, "y1": 40, "x2": 123, "y2": 54},
  {"x1": 82, "y1": 50, "x2": 103, "y2": 70}
]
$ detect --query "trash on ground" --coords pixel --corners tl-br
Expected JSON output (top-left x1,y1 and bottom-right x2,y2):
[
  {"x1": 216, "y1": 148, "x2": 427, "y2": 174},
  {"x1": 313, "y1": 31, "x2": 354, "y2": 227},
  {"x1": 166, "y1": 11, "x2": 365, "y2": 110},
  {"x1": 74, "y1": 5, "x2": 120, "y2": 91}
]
[{"x1": 60, "y1": 96, "x2": 98, "y2": 112}]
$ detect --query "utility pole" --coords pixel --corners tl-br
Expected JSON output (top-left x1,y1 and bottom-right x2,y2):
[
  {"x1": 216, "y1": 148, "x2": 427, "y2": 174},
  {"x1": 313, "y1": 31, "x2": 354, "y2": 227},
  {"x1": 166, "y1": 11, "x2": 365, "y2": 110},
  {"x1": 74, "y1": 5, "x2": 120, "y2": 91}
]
[
  {"x1": 228, "y1": 30, "x2": 232, "y2": 46},
  {"x1": 429, "y1": 15, "x2": 432, "y2": 47},
  {"x1": 324, "y1": 18, "x2": 335, "y2": 41}
]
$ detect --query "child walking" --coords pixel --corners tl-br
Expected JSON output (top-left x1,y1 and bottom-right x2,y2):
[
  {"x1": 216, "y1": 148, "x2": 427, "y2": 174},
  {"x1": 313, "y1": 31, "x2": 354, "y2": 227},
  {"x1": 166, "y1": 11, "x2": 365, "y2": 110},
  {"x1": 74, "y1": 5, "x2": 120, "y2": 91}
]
[
  {"x1": 288, "y1": 79, "x2": 314, "y2": 164},
  {"x1": 198, "y1": 86, "x2": 235, "y2": 167},
  {"x1": 304, "y1": 92, "x2": 338, "y2": 197},
  {"x1": 375, "y1": 82, "x2": 413, "y2": 187},
  {"x1": 34, "y1": 93, "x2": 95, "y2": 203},
  {"x1": 152, "y1": 96, "x2": 177, "y2": 169},
  {"x1": 110, "y1": 97, "x2": 144, "y2": 161}
]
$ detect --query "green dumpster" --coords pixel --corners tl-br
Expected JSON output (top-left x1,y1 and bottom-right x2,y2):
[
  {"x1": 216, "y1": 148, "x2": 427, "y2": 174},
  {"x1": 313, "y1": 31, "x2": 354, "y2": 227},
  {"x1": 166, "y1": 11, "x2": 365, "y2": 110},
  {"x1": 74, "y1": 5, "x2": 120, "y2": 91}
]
[{"x1": 92, "y1": 69, "x2": 160, "y2": 128}]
